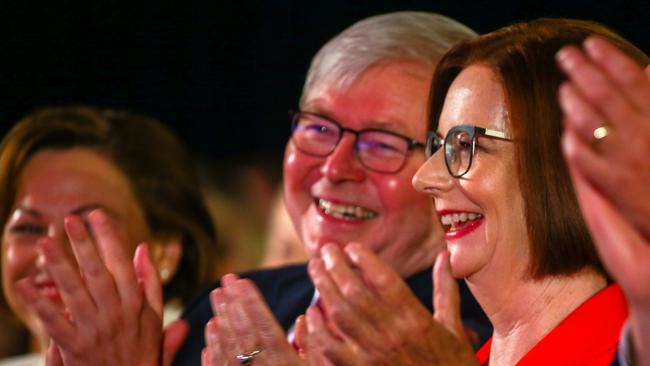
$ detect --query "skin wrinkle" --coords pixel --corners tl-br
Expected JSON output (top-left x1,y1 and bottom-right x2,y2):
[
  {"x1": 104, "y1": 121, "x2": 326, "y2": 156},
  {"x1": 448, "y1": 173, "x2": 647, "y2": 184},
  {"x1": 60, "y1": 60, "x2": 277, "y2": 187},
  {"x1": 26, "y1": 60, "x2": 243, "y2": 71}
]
[
  {"x1": 414, "y1": 64, "x2": 606, "y2": 364},
  {"x1": 1, "y1": 148, "x2": 155, "y2": 352},
  {"x1": 284, "y1": 60, "x2": 443, "y2": 278}
]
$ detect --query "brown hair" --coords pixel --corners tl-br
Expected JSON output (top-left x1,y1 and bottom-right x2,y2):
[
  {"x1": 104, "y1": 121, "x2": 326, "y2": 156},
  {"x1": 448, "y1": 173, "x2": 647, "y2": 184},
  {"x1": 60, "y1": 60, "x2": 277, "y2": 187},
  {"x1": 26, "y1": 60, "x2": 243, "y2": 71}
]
[
  {"x1": 429, "y1": 18, "x2": 649, "y2": 278},
  {"x1": 0, "y1": 106, "x2": 221, "y2": 306}
]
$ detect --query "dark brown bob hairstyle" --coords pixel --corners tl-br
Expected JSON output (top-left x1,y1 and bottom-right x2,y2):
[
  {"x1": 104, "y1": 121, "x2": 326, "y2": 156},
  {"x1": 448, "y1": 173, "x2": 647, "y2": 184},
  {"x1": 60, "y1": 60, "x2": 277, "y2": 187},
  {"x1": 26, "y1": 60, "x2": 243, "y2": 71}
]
[
  {"x1": 428, "y1": 18, "x2": 649, "y2": 278},
  {"x1": 0, "y1": 106, "x2": 221, "y2": 306}
]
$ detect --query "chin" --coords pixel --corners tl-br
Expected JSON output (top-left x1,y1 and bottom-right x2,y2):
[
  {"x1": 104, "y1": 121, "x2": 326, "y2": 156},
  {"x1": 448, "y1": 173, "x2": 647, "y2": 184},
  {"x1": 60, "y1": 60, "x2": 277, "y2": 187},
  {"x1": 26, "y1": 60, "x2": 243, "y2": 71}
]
[{"x1": 448, "y1": 248, "x2": 476, "y2": 279}]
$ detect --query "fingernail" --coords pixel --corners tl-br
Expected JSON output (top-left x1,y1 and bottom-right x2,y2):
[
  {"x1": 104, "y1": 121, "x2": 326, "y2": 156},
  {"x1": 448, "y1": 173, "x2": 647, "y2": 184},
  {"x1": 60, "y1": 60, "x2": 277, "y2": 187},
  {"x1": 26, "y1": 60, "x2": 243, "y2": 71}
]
[
  {"x1": 88, "y1": 209, "x2": 108, "y2": 225},
  {"x1": 305, "y1": 306, "x2": 320, "y2": 332},
  {"x1": 64, "y1": 215, "x2": 84, "y2": 237},
  {"x1": 308, "y1": 258, "x2": 320, "y2": 274},
  {"x1": 206, "y1": 319, "x2": 219, "y2": 343},
  {"x1": 556, "y1": 47, "x2": 577, "y2": 70},
  {"x1": 584, "y1": 37, "x2": 604, "y2": 59},
  {"x1": 221, "y1": 273, "x2": 237, "y2": 286},
  {"x1": 344, "y1": 242, "x2": 360, "y2": 258}
]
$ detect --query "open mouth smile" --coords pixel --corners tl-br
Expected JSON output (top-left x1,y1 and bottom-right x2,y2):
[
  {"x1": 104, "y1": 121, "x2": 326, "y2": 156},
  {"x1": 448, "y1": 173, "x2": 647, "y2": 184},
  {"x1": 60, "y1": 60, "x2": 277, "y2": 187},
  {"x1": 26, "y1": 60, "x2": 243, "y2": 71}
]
[{"x1": 317, "y1": 198, "x2": 378, "y2": 220}]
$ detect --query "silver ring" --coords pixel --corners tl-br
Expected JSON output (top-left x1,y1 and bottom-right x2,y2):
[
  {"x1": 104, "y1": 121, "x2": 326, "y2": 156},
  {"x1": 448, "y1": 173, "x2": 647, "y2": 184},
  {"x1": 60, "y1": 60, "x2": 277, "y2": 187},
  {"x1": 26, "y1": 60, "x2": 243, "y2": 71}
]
[
  {"x1": 236, "y1": 350, "x2": 262, "y2": 365},
  {"x1": 593, "y1": 125, "x2": 610, "y2": 141}
]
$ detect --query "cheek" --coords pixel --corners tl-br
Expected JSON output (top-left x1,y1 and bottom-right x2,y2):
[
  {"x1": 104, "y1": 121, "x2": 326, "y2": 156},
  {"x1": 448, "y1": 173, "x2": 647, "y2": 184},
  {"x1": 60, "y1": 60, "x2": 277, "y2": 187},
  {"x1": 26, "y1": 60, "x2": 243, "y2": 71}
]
[
  {"x1": 2, "y1": 240, "x2": 38, "y2": 302},
  {"x1": 377, "y1": 170, "x2": 429, "y2": 210},
  {"x1": 3, "y1": 242, "x2": 37, "y2": 280},
  {"x1": 283, "y1": 146, "x2": 321, "y2": 195}
]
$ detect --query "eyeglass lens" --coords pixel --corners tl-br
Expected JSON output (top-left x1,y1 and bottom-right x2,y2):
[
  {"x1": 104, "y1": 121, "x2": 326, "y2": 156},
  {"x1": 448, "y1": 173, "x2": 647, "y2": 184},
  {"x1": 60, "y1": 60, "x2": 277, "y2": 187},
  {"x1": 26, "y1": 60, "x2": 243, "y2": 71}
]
[
  {"x1": 445, "y1": 128, "x2": 473, "y2": 177},
  {"x1": 292, "y1": 113, "x2": 410, "y2": 173}
]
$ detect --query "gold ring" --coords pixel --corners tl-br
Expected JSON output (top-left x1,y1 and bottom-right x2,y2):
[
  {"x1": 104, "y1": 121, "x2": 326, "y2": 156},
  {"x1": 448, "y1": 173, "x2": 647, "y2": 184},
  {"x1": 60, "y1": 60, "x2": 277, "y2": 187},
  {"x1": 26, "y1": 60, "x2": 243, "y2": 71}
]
[{"x1": 593, "y1": 126, "x2": 610, "y2": 141}]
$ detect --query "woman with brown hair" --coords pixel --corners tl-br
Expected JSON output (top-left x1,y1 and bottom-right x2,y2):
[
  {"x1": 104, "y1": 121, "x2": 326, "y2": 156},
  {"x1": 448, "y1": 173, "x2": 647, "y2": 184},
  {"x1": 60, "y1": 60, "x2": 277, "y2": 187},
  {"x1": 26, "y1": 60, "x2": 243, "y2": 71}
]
[
  {"x1": 0, "y1": 106, "x2": 221, "y2": 365},
  {"x1": 273, "y1": 18, "x2": 648, "y2": 365}
]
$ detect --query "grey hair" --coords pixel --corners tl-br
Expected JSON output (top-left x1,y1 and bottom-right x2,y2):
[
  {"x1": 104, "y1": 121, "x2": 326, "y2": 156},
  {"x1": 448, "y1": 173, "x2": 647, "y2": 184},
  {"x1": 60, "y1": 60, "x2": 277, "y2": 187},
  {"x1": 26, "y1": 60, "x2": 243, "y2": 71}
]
[{"x1": 300, "y1": 11, "x2": 477, "y2": 105}]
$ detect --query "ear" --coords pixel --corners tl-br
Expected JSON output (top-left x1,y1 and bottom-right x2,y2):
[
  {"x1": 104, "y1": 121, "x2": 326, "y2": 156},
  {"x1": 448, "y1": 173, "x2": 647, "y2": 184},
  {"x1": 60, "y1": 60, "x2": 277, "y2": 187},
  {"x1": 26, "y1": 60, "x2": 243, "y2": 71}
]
[{"x1": 149, "y1": 234, "x2": 183, "y2": 284}]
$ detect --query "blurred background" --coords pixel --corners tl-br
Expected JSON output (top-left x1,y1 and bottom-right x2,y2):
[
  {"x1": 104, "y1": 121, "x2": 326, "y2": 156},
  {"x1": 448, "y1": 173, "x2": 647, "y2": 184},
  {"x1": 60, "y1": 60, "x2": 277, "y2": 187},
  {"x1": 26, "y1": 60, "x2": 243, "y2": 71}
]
[
  {"x1": 0, "y1": 1, "x2": 648, "y2": 359},
  {"x1": 1, "y1": 0, "x2": 648, "y2": 271}
]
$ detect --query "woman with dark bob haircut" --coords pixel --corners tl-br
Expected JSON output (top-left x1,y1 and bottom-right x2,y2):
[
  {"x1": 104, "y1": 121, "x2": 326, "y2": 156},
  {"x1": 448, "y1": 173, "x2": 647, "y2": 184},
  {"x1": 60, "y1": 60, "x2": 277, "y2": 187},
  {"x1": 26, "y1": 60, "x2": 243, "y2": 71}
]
[
  {"x1": 0, "y1": 106, "x2": 221, "y2": 364},
  {"x1": 286, "y1": 18, "x2": 648, "y2": 365}
]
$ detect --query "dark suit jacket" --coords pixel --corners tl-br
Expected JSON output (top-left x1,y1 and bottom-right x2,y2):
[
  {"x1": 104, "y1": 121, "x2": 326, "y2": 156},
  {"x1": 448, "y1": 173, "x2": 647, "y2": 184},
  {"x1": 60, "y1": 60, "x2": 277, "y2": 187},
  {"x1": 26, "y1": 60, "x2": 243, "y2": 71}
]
[{"x1": 172, "y1": 263, "x2": 491, "y2": 366}]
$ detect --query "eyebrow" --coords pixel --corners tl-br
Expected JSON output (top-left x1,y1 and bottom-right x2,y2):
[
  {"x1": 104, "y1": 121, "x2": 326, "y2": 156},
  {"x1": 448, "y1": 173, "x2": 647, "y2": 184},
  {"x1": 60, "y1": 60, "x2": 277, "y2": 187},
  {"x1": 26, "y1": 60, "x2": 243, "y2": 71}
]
[
  {"x1": 303, "y1": 108, "x2": 415, "y2": 137},
  {"x1": 71, "y1": 204, "x2": 118, "y2": 219},
  {"x1": 13, "y1": 207, "x2": 42, "y2": 219},
  {"x1": 12, "y1": 204, "x2": 116, "y2": 220}
]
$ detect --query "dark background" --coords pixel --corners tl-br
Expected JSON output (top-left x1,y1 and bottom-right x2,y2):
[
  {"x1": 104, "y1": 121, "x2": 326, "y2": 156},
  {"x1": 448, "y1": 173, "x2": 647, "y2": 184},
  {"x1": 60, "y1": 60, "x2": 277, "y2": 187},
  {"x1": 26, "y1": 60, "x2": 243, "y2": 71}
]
[{"x1": 1, "y1": 0, "x2": 648, "y2": 160}]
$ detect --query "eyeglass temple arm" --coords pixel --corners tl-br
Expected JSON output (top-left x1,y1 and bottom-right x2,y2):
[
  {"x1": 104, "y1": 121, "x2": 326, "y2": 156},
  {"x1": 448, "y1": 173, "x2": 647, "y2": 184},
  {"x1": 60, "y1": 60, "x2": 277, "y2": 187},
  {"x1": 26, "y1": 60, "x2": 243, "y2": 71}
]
[{"x1": 480, "y1": 127, "x2": 512, "y2": 140}]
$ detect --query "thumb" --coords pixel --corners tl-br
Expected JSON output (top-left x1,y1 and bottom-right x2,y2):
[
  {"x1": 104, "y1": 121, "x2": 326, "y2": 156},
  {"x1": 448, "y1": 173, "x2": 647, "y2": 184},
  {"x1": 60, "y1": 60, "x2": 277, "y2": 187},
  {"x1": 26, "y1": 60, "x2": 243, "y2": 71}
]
[
  {"x1": 45, "y1": 339, "x2": 63, "y2": 366},
  {"x1": 294, "y1": 315, "x2": 308, "y2": 359},
  {"x1": 433, "y1": 250, "x2": 464, "y2": 339},
  {"x1": 162, "y1": 319, "x2": 189, "y2": 366},
  {"x1": 134, "y1": 243, "x2": 164, "y2": 318}
]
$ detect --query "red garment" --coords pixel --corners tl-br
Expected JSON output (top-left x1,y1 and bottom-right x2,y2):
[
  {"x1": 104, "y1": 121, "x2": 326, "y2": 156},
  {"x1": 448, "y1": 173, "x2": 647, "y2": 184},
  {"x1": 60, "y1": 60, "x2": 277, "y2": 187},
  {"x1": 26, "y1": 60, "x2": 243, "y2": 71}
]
[{"x1": 476, "y1": 284, "x2": 627, "y2": 365}]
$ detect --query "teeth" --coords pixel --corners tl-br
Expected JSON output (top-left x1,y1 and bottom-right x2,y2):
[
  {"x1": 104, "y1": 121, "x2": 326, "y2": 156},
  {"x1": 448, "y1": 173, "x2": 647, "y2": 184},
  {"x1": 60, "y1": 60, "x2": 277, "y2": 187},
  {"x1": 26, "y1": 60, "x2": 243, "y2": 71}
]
[
  {"x1": 318, "y1": 199, "x2": 378, "y2": 220},
  {"x1": 440, "y1": 212, "x2": 483, "y2": 227}
]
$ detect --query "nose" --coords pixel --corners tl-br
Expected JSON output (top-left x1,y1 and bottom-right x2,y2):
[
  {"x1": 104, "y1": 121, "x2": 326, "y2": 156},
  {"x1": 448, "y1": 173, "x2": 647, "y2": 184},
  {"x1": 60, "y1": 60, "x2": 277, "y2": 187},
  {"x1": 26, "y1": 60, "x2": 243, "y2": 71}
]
[
  {"x1": 412, "y1": 149, "x2": 454, "y2": 197},
  {"x1": 47, "y1": 225, "x2": 75, "y2": 261},
  {"x1": 35, "y1": 226, "x2": 74, "y2": 271},
  {"x1": 320, "y1": 133, "x2": 365, "y2": 182}
]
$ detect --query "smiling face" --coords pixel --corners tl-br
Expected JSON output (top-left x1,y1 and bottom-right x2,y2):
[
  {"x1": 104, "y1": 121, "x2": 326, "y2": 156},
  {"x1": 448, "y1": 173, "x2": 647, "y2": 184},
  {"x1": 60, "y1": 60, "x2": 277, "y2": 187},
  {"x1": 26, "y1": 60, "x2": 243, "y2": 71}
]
[
  {"x1": 283, "y1": 60, "x2": 443, "y2": 276},
  {"x1": 413, "y1": 64, "x2": 529, "y2": 281},
  {"x1": 1, "y1": 148, "x2": 151, "y2": 342}
]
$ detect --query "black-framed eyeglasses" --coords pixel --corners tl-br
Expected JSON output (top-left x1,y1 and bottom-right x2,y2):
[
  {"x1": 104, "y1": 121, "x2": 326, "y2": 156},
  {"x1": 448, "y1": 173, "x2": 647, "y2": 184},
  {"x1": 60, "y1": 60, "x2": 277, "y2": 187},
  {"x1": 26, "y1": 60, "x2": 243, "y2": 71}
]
[
  {"x1": 426, "y1": 124, "x2": 513, "y2": 178},
  {"x1": 290, "y1": 110, "x2": 425, "y2": 173}
]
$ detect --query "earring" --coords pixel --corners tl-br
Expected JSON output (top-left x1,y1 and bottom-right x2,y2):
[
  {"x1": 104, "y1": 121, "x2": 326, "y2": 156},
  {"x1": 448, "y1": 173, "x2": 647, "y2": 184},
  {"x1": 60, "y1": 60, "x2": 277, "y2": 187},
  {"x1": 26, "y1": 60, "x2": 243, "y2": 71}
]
[{"x1": 160, "y1": 269, "x2": 170, "y2": 282}]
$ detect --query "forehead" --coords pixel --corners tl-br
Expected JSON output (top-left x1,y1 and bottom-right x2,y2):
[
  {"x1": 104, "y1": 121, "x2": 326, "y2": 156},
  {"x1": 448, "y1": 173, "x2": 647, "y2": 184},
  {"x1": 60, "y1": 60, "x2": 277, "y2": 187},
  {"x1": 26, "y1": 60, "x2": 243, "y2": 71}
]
[
  {"x1": 438, "y1": 64, "x2": 509, "y2": 133},
  {"x1": 12, "y1": 148, "x2": 139, "y2": 216},
  {"x1": 302, "y1": 61, "x2": 434, "y2": 139}
]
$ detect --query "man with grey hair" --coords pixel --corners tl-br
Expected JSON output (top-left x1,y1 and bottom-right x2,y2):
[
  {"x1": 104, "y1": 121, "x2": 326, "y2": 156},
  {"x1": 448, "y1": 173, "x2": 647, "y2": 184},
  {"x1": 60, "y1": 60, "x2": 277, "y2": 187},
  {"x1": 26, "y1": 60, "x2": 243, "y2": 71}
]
[{"x1": 174, "y1": 11, "x2": 488, "y2": 365}]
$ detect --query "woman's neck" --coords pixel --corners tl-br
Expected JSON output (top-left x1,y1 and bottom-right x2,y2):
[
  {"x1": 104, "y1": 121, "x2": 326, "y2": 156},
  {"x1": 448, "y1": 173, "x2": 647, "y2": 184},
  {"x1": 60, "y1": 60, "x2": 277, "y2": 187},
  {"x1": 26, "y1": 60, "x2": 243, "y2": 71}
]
[{"x1": 469, "y1": 268, "x2": 607, "y2": 366}]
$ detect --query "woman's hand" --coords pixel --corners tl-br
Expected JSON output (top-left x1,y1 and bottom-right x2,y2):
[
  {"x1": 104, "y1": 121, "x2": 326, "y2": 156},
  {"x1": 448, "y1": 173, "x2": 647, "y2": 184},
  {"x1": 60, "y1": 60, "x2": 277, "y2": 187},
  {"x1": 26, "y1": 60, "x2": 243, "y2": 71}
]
[
  {"x1": 16, "y1": 209, "x2": 165, "y2": 366},
  {"x1": 558, "y1": 36, "x2": 650, "y2": 366},
  {"x1": 202, "y1": 274, "x2": 304, "y2": 366},
  {"x1": 557, "y1": 35, "x2": 650, "y2": 240},
  {"x1": 302, "y1": 243, "x2": 478, "y2": 365}
]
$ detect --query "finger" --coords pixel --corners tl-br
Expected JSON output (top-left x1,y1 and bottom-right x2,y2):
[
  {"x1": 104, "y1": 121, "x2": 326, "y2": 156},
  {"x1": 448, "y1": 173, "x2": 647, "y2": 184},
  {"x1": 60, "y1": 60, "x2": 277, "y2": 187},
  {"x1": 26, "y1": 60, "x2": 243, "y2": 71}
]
[
  {"x1": 221, "y1": 278, "x2": 262, "y2": 355},
  {"x1": 561, "y1": 128, "x2": 615, "y2": 195},
  {"x1": 203, "y1": 318, "x2": 224, "y2": 365},
  {"x1": 45, "y1": 340, "x2": 63, "y2": 366},
  {"x1": 583, "y1": 36, "x2": 650, "y2": 114},
  {"x1": 432, "y1": 251, "x2": 464, "y2": 340},
  {"x1": 134, "y1": 243, "x2": 163, "y2": 317},
  {"x1": 308, "y1": 257, "x2": 344, "y2": 317},
  {"x1": 232, "y1": 279, "x2": 294, "y2": 353},
  {"x1": 209, "y1": 288, "x2": 240, "y2": 360},
  {"x1": 15, "y1": 279, "x2": 76, "y2": 349},
  {"x1": 562, "y1": 128, "x2": 650, "y2": 239},
  {"x1": 162, "y1": 319, "x2": 189, "y2": 366},
  {"x1": 204, "y1": 318, "x2": 218, "y2": 347},
  {"x1": 37, "y1": 235, "x2": 97, "y2": 325},
  {"x1": 344, "y1": 243, "x2": 428, "y2": 312},
  {"x1": 320, "y1": 244, "x2": 376, "y2": 315},
  {"x1": 63, "y1": 215, "x2": 121, "y2": 314},
  {"x1": 294, "y1": 315, "x2": 308, "y2": 357},
  {"x1": 567, "y1": 161, "x2": 648, "y2": 297},
  {"x1": 558, "y1": 82, "x2": 607, "y2": 144},
  {"x1": 86, "y1": 210, "x2": 141, "y2": 306},
  {"x1": 556, "y1": 45, "x2": 636, "y2": 131},
  {"x1": 305, "y1": 306, "x2": 358, "y2": 366},
  {"x1": 308, "y1": 257, "x2": 373, "y2": 339},
  {"x1": 645, "y1": 64, "x2": 650, "y2": 78}
]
